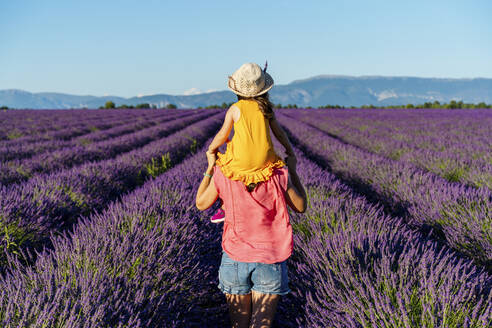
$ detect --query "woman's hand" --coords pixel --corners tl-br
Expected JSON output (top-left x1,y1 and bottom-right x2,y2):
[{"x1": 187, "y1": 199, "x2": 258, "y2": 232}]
[
  {"x1": 284, "y1": 155, "x2": 307, "y2": 213},
  {"x1": 207, "y1": 145, "x2": 217, "y2": 154},
  {"x1": 206, "y1": 149, "x2": 217, "y2": 169},
  {"x1": 196, "y1": 150, "x2": 219, "y2": 210}
]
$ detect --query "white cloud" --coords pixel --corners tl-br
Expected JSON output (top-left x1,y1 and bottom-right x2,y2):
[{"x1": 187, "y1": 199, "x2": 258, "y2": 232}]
[
  {"x1": 137, "y1": 93, "x2": 144, "y2": 98},
  {"x1": 205, "y1": 89, "x2": 219, "y2": 93},
  {"x1": 183, "y1": 87, "x2": 203, "y2": 95},
  {"x1": 368, "y1": 88, "x2": 398, "y2": 101},
  {"x1": 376, "y1": 90, "x2": 398, "y2": 101}
]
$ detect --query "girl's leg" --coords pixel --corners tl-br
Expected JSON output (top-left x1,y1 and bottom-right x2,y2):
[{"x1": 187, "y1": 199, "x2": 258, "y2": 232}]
[
  {"x1": 250, "y1": 291, "x2": 280, "y2": 328},
  {"x1": 225, "y1": 292, "x2": 252, "y2": 328}
]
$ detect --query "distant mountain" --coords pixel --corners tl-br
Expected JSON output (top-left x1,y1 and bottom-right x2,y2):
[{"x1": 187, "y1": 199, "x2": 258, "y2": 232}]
[
  {"x1": 271, "y1": 75, "x2": 492, "y2": 107},
  {"x1": 2, "y1": 75, "x2": 492, "y2": 109}
]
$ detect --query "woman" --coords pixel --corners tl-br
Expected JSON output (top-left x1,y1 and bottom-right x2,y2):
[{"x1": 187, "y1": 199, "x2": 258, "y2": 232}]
[{"x1": 195, "y1": 149, "x2": 306, "y2": 328}]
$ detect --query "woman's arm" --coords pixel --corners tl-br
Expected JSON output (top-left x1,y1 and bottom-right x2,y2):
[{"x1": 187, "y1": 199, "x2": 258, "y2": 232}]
[
  {"x1": 269, "y1": 115, "x2": 295, "y2": 156},
  {"x1": 208, "y1": 105, "x2": 238, "y2": 153},
  {"x1": 283, "y1": 156, "x2": 307, "y2": 213},
  {"x1": 195, "y1": 150, "x2": 219, "y2": 210}
]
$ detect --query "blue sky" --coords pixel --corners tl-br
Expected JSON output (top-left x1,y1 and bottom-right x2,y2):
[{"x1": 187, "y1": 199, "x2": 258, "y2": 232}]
[{"x1": 1, "y1": 0, "x2": 491, "y2": 97}]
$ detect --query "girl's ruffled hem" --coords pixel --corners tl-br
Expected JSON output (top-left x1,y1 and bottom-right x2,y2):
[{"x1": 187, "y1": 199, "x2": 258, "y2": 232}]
[{"x1": 215, "y1": 157, "x2": 285, "y2": 186}]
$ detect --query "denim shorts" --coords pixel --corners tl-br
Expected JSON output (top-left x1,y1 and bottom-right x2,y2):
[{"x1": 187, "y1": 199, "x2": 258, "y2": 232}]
[{"x1": 218, "y1": 250, "x2": 291, "y2": 296}]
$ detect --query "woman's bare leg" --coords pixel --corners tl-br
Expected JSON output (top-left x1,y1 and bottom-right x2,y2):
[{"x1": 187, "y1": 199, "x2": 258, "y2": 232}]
[
  {"x1": 250, "y1": 290, "x2": 280, "y2": 328},
  {"x1": 225, "y1": 292, "x2": 252, "y2": 328}
]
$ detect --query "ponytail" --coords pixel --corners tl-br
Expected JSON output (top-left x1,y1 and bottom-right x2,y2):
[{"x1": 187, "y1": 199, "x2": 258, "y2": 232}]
[{"x1": 237, "y1": 92, "x2": 274, "y2": 119}]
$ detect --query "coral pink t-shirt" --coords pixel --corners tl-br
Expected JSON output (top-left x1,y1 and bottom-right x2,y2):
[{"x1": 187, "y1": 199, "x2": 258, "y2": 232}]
[{"x1": 213, "y1": 165, "x2": 293, "y2": 264}]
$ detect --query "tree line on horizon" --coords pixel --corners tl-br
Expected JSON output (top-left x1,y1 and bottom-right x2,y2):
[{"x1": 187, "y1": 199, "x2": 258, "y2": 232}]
[
  {"x1": 1, "y1": 100, "x2": 491, "y2": 110},
  {"x1": 197, "y1": 100, "x2": 492, "y2": 110},
  {"x1": 98, "y1": 101, "x2": 177, "y2": 109}
]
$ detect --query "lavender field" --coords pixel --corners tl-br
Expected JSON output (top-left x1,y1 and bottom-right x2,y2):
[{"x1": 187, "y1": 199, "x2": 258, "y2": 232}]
[{"x1": 0, "y1": 108, "x2": 491, "y2": 327}]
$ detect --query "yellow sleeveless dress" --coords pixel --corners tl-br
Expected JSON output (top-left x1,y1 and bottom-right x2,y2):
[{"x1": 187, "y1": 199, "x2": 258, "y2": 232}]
[{"x1": 216, "y1": 99, "x2": 285, "y2": 185}]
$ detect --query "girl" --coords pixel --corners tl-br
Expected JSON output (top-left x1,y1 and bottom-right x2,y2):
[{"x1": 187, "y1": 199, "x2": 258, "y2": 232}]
[{"x1": 207, "y1": 62, "x2": 295, "y2": 223}]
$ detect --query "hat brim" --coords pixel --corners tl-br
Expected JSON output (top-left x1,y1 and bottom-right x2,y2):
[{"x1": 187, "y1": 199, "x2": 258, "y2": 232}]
[{"x1": 228, "y1": 72, "x2": 274, "y2": 98}]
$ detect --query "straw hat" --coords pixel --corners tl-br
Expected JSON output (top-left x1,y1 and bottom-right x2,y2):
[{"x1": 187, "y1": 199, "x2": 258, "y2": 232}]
[{"x1": 228, "y1": 62, "x2": 274, "y2": 97}]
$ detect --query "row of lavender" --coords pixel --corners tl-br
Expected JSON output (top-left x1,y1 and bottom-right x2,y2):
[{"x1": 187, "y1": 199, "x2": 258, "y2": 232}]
[
  {"x1": 0, "y1": 109, "x2": 166, "y2": 143},
  {"x1": 275, "y1": 143, "x2": 492, "y2": 327},
  {"x1": 0, "y1": 111, "x2": 200, "y2": 185},
  {"x1": 0, "y1": 109, "x2": 187, "y2": 162},
  {"x1": 0, "y1": 141, "x2": 226, "y2": 327},
  {"x1": 292, "y1": 109, "x2": 491, "y2": 154},
  {"x1": 280, "y1": 109, "x2": 492, "y2": 189},
  {"x1": 0, "y1": 111, "x2": 222, "y2": 268},
  {"x1": 0, "y1": 110, "x2": 120, "y2": 141},
  {"x1": 276, "y1": 113, "x2": 492, "y2": 271},
  {"x1": 1, "y1": 137, "x2": 489, "y2": 327}
]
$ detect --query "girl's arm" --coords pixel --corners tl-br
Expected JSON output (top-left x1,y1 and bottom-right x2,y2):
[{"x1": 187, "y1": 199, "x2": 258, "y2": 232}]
[
  {"x1": 269, "y1": 115, "x2": 295, "y2": 156},
  {"x1": 208, "y1": 105, "x2": 238, "y2": 153},
  {"x1": 195, "y1": 150, "x2": 219, "y2": 210}
]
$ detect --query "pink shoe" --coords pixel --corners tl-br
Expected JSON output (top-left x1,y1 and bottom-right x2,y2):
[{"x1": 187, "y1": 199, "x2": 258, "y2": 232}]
[{"x1": 210, "y1": 208, "x2": 225, "y2": 223}]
